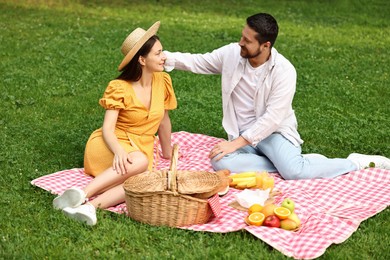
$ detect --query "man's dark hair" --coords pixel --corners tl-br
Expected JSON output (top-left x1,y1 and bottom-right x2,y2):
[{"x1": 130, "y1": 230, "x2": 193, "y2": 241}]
[
  {"x1": 117, "y1": 35, "x2": 160, "y2": 82},
  {"x1": 246, "y1": 13, "x2": 278, "y2": 47}
]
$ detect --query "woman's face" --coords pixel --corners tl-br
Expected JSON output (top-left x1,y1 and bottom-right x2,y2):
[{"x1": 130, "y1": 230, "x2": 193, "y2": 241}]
[{"x1": 142, "y1": 40, "x2": 166, "y2": 72}]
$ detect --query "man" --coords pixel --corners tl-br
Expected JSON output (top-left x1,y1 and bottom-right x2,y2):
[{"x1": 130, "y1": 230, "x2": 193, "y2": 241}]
[{"x1": 164, "y1": 13, "x2": 390, "y2": 179}]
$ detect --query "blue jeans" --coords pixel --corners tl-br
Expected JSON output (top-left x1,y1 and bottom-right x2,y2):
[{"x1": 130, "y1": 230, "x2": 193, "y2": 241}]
[{"x1": 211, "y1": 133, "x2": 357, "y2": 180}]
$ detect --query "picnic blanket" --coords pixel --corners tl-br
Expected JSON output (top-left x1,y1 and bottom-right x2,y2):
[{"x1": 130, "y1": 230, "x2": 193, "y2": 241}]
[{"x1": 31, "y1": 131, "x2": 390, "y2": 259}]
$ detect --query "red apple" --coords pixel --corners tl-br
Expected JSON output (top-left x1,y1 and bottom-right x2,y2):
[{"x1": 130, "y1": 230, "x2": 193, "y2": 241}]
[{"x1": 263, "y1": 215, "x2": 281, "y2": 228}]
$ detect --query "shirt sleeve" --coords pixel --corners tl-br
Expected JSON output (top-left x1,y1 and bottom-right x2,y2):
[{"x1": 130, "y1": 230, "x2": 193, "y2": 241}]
[
  {"x1": 99, "y1": 80, "x2": 126, "y2": 110},
  {"x1": 163, "y1": 73, "x2": 177, "y2": 110},
  {"x1": 163, "y1": 43, "x2": 234, "y2": 74}
]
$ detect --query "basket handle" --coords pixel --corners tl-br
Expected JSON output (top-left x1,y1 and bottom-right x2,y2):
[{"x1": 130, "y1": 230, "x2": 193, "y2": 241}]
[{"x1": 167, "y1": 144, "x2": 179, "y2": 193}]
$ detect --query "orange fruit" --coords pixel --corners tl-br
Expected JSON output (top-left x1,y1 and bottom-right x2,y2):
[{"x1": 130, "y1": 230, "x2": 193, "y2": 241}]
[
  {"x1": 248, "y1": 212, "x2": 265, "y2": 226},
  {"x1": 248, "y1": 204, "x2": 263, "y2": 215},
  {"x1": 261, "y1": 203, "x2": 277, "y2": 218},
  {"x1": 274, "y1": 206, "x2": 291, "y2": 220}
]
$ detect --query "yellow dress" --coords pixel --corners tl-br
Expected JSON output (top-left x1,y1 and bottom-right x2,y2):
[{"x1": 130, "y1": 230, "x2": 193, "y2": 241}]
[{"x1": 84, "y1": 72, "x2": 177, "y2": 177}]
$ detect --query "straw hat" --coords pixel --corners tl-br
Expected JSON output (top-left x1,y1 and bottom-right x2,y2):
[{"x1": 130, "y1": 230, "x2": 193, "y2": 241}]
[{"x1": 118, "y1": 21, "x2": 160, "y2": 71}]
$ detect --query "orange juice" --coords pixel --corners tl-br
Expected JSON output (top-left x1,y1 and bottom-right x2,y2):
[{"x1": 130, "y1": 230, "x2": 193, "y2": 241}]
[
  {"x1": 262, "y1": 175, "x2": 274, "y2": 191},
  {"x1": 255, "y1": 175, "x2": 263, "y2": 188}
]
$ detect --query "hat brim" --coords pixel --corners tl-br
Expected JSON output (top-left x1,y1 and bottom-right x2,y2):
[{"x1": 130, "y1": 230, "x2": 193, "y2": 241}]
[{"x1": 118, "y1": 21, "x2": 160, "y2": 71}]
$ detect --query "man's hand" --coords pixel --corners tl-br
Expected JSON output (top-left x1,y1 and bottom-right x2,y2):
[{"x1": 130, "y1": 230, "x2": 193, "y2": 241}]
[
  {"x1": 209, "y1": 136, "x2": 250, "y2": 161},
  {"x1": 209, "y1": 140, "x2": 236, "y2": 161}
]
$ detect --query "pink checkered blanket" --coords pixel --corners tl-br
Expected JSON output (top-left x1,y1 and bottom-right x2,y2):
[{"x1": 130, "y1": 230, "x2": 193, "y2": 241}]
[{"x1": 31, "y1": 131, "x2": 390, "y2": 259}]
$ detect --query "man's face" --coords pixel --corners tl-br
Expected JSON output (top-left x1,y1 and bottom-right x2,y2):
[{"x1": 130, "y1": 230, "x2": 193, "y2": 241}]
[{"x1": 239, "y1": 25, "x2": 262, "y2": 59}]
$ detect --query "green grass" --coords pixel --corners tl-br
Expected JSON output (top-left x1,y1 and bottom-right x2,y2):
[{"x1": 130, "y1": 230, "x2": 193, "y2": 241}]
[{"x1": 1, "y1": 0, "x2": 389, "y2": 259}]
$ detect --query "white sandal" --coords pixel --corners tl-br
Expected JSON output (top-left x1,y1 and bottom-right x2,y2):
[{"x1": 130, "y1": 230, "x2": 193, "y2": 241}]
[
  {"x1": 63, "y1": 203, "x2": 97, "y2": 226},
  {"x1": 53, "y1": 187, "x2": 86, "y2": 210}
]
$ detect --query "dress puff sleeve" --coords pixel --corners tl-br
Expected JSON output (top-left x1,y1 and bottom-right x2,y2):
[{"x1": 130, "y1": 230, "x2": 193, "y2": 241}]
[
  {"x1": 99, "y1": 80, "x2": 126, "y2": 110},
  {"x1": 163, "y1": 72, "x2": 177, "y2": 110}
]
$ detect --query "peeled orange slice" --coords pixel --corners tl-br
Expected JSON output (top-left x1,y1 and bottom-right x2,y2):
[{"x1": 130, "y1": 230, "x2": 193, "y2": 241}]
[
  {"x1": 248, "y1": 212, "x2": 265, "y2": 226},
  {"x1": 274, "y1": 206, "x2": 291, "y2": 220}
]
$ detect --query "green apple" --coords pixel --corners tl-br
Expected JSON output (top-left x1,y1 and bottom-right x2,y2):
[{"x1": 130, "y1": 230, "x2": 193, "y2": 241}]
[
  {"x1": 281, "y1": 198, "x2": 295, "y2": 213},
  {"x1": 287, "y1": 212, "x2": 301, "y2": 227}
]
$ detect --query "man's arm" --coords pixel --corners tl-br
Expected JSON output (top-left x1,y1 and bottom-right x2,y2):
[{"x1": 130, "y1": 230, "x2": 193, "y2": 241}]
[{"x1": 164, "y1": 43, "x2": 236, "y2": 74}]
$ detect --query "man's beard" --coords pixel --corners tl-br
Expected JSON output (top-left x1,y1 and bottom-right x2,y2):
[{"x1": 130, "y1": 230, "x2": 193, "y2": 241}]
[{"x1": 240, "y1": 47, "x2": 261, "y2": 59}]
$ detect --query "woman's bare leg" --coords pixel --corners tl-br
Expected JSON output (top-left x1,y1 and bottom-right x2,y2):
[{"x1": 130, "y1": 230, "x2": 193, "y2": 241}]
[
  {"x1": 83, "y1": 151, "x2": 148, "y2": 201},
  {"x1": 88, "y1": 184, "x2": 126, "y2": 209}
]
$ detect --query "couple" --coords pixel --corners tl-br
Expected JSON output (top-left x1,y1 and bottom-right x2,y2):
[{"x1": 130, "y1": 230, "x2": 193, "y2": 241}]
[{"x1": 53, "y1": 13, "x2": 390, "y2": 226}]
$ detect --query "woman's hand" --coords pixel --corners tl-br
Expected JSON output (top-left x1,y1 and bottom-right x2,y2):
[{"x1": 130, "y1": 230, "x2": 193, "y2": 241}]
[
  {"x1": 113, "y1": 149, "x2": 131, "y2": 175},
  {"x1": 160, "y1": 147, "x2": 183, "y2": 160}
]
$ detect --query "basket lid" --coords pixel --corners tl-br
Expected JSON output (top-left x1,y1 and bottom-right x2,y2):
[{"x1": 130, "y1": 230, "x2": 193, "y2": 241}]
[
  {"x1": 168, "y1": 144, "x2": 221, "y2": 194},
  {"x1": 176, "y1": 170, "x2": 222, "y2": 194},
  {"x1": 123, "y1": 170, "x2": 168, "y2": 193},
  {"x1": 123, "y1": 144, "x2": 223, "y2": 195}
]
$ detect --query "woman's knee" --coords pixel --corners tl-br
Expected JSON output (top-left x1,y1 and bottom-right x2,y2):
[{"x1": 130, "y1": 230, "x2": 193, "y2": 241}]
[{"x1": 127, "y1": 151, "x2": 148, "y2": 173}]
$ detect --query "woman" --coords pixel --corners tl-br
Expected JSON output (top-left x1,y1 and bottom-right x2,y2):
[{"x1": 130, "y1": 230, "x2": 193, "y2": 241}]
[{"x1": 53, "y1": 21, "x2": 177, "y2": 225}]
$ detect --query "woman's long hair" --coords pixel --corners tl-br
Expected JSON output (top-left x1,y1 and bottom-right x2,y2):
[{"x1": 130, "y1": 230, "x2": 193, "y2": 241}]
[{"x1": 117, "y1": 35, "x2": 160, "y2": 81}]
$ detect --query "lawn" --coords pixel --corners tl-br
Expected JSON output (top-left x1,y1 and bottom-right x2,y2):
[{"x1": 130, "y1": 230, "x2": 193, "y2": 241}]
[{"x1": 1, "y1": 0, "x2": 389, "y2": 259}]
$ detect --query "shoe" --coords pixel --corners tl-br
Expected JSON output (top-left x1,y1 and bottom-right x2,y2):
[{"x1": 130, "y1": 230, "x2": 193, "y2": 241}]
[
  {"x1": 63, "y1": 203, "x2": 97, "y2": 226},
  {"x1": 53, "y1": 187, "x2": 86, "y2": 210},
  {"x1": 347, "y1": 153, "x2": 390, "y2": 170}
]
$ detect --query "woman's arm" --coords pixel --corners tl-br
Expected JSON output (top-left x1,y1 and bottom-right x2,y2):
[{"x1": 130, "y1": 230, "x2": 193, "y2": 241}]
[
  {"x1": 157, "y1": 110, "x2": 172, "y2": 159},
  {"x1": 102, "y1": 109, "x2": 129, "y2": 175}
]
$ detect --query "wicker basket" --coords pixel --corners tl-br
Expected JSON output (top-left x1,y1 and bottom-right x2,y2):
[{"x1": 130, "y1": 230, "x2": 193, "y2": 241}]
[{"x1": 124, "y1": 144, "x2": 220, "y2": 227}]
